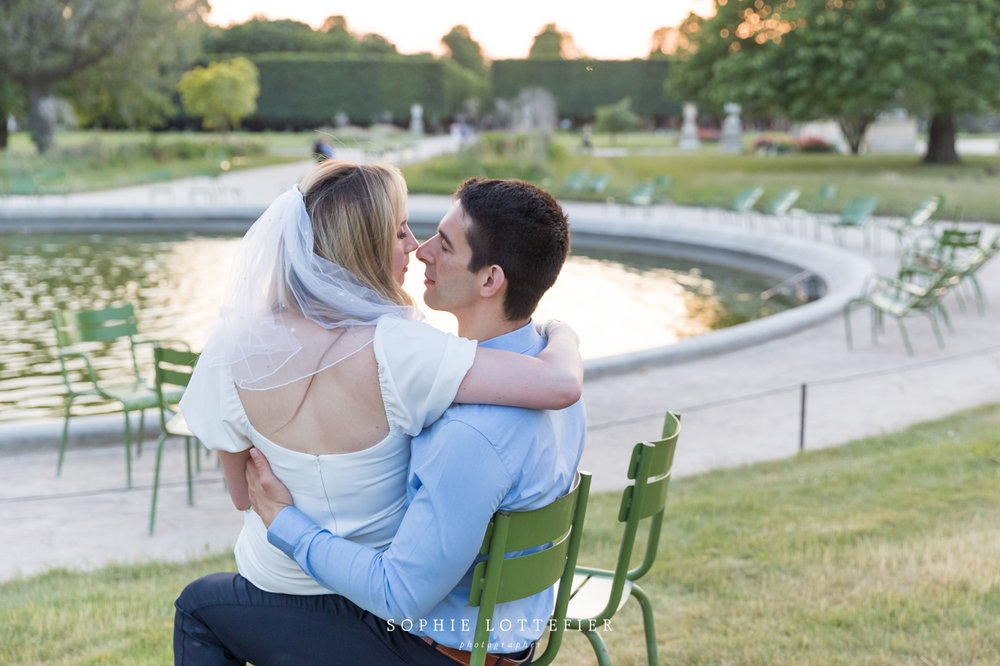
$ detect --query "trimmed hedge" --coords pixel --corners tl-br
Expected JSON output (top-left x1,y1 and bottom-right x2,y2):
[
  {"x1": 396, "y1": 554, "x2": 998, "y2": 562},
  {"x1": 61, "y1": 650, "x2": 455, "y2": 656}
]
[
  {"x1": 491, "y1": 59, "x2": 678, "y2": 121},
  {"x1": 246, "y1": 53, "x2": 486, "y2": 129}
]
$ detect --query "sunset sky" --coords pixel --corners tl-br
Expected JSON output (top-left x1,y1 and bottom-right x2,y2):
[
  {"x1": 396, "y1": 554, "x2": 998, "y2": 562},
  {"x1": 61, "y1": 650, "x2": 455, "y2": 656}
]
[{"x1": 206, "y1": 0, "x2": 714, "y2": 60}]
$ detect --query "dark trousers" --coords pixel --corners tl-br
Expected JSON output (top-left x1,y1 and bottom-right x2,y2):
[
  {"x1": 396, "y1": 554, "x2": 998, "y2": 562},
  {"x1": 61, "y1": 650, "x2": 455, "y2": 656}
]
[{"x1": 173, "y1": 572, "x2": 458, "y2": 666}]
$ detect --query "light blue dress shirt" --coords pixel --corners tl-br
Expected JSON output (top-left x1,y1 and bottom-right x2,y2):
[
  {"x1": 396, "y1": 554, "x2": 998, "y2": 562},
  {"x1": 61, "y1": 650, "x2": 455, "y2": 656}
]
[{"x1": 268, "y1": 321, "x2": 586, "y2": 653}]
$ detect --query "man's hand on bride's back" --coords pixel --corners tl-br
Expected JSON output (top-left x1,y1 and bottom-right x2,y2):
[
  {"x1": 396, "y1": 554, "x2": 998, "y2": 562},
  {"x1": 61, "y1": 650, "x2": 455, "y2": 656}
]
[{"x1": 246, "y1": 448, "x2": 293, "y2": 527}]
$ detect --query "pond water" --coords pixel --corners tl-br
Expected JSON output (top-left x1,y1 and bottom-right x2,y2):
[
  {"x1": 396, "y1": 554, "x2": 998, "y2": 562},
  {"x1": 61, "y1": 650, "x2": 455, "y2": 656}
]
[{"x1": 0, "y1": 233, "x2": 796, "y2": 422}]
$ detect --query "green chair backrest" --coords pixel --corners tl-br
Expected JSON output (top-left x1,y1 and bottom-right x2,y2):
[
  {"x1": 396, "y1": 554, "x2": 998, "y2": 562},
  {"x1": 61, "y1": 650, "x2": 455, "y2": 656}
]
[
  {"x1": 817, "y1": 183, "x2": 838, "y2": 201},
  {"x1": 733, "y1": 187, "x2": 764, "y2": 213},
  {"x1": 53, "y1": 304, "x2": 140, "y2": 347},
  {"x1": 588, "y1": 173, "x2": 611, "y2": 192},
  {"x1": 564, "y1": 170, "x2": 590, "y2": 191},
  {"x1": 153, "y1": 346, "x2": 199, "y2": 427},
  {"x1": 652, "y1": 175, "x2": 673, "y2": 192},
  {"x1": 468, "y1": 471, "x2": 592, "y2": 666},
  {"x1": 907, "y1": 195, "x2": 942, "y2": 227},
  {"x1": 765, "y1": 188, "x2": 801, "y2": 216},
  {"x1": 840, "y1": 196, "x2": 879, "y2": 224},
  {"x1": 627, "y1": 182, "x2": 655, "y2": 206},
  {"x1": 617, "y1": 411, "x2": 680, "y2": 583},
  {"x1": 52, "y1": 304, "x2": 143, "y2": 383}
]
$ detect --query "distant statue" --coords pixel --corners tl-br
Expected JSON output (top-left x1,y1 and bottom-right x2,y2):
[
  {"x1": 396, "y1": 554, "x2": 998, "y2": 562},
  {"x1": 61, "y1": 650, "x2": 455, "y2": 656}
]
[
  {"x1": 409, "y1": 104, "x2": 424, "y2": 136},
  {"x1": 679, "y1": 102, "x2": 700, "y2": 150},
  {"x1": 721, "y1": 102, "x2": 743, "y2": 153}
]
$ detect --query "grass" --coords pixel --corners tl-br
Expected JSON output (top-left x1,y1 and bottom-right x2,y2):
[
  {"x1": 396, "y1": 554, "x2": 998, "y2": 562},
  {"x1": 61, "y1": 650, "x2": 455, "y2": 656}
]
[
  {"x1": 0, "y1": 126, "x2": 415, "y2": 195},
  {"x1": 402, "y1": 130, "x2": 1000, "y2": 224},
  {"x1": 5, "y1": 128, "x2": 999, "y2": 224},
  {"x1": 1, "y1": 405, "x2": 998, "y2": 664}
]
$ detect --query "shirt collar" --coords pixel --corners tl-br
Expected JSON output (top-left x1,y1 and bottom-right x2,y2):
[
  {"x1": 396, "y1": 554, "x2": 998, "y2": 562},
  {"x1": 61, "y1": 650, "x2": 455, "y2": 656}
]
[{"x1": 477, "y1": 320, "x2": 542, "y2": 355}]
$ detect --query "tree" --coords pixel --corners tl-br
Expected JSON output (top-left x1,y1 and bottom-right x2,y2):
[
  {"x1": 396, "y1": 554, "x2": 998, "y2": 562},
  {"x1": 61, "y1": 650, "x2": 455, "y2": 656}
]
[
  {"x1": 668, "y1": 1, "x2": 902, "y2": 155},
  {"x1": 0, "y1": 0, "x2": 208, "y2": 153},
  {"x1": 594, "y1": 98, "x2": 641, "y2": 143},
  {"x1": 177, "y1": 57, "x2": 259, "y2": 132},
  {"x1": 204, "y1": 17, "x2": 323, "y2": 53},
  {"x1": 668, "y1": 0, "x2": 1000, "y2": 162},
  {"x1": 649, "y1": 26, "x2": 689, "y2": 59},
  {"x1": 528, "y1": 23, "x2": 584, "y2": 59},
  {"x1": 441, "y1": 25, "x2": 486, "y2": 74},
  {"x1": 893, "y1": 2, "x2": 1000, "y2": 163},
  {"x1": 0, "y1": 78, "x2": 18, "y2": 150},
  {"x1": 65, "y1": 0, "x2": 208, "y2": 130}
]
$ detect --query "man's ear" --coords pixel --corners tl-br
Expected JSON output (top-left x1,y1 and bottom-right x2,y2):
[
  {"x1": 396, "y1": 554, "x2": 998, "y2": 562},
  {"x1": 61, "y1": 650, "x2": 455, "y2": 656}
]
[{"x1": 479, "y1": 264, "x2": 506, "y2": 298}]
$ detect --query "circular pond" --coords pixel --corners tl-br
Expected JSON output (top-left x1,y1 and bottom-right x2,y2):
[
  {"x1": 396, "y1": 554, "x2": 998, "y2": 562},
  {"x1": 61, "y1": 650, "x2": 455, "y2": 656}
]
[{"x1": 0, "y1": 233, "x2": 798, "y2": 422}]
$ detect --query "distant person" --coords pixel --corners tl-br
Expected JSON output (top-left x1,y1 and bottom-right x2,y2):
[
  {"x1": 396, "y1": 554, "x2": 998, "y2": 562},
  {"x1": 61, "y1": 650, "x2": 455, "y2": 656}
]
[
  {"x1": 581, "y1": 124, "x2": 593, "y2": 151},
  {"x1": 313, "y1": 138, "x2": 334, "y2": 161}
]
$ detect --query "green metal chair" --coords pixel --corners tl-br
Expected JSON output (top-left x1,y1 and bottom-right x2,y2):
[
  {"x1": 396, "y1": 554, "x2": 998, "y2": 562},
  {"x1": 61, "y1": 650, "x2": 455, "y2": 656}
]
[
  {"x1": 882, "y1": 195, "x2": 942, "y2": 255},
  {"x1": 716, "y1": 186, "x2": 764, "y2": 225},
  {"x1": 52, "y1": 304, "x2": 186, "y2": 487},
  {"x1": 565, "y1": 411, "x2": 682, "y2": 666},
  {"x1": 650, "y1": 176, "x2": 673, "y2": 202},
  {"x1": 819, "y1": 196, "x2": 879, "y2": 248},
  {"x1": 843, "y1": 268, "x2": 959, "y2": 355},
  {"x1": 469, "y1": 471, "x2": 592, "y2": 666},
  {"x1": 585, "y1": 173, "x2": 612, "y2": 196},
  {"x1": 148, "y1": 346, "x2": 200, "y2": 535},
  {"x1": 560, "y1": 170, "x2": 591, "y2": 196},
  {"x1": 754, "y1": 187, "x2": 801, "y2": 231},
  {"x1": 621, "y1": 181, "x2": 656, "y2": 215}
]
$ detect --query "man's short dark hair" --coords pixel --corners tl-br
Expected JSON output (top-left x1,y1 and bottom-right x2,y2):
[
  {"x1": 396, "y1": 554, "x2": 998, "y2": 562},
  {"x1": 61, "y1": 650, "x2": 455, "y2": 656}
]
[{"x1": 457, "y1": 178, "x2": 570, "y2": 321}]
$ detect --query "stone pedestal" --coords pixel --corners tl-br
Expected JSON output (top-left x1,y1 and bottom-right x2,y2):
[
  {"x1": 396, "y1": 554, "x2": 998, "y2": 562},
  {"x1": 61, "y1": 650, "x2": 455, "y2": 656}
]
[
  {"x1": 679, "y1": 102, "x2": 700, "y2": 150},
  {"x1": 721, "y1": 102, "x2": 743, "y2": 153},
  {"x1": 409, "y1": 104, "x2": 424, "y2": 136}
]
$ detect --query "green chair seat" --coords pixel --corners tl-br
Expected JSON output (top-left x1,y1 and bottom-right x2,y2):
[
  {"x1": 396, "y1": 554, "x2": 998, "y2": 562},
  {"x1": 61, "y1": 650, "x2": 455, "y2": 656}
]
[
  {"x1": 565, "y1": 573, "x2": 632, "y2": 620},
  {"x1": 565, "y1": 411, "x2": 681, "y2": 666}
]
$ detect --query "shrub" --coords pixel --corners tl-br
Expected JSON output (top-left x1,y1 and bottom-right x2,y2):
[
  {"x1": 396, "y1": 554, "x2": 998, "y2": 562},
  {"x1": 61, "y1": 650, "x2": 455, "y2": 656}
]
[{"x1": 797, "y1": 135, "x2": 836, "y2": 153}]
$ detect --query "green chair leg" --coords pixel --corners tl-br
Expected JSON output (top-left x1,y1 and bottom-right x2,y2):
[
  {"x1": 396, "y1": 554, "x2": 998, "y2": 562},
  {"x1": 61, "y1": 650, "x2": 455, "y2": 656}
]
[
  {"x1": 123, "y1": 409, "x2": 134, "y2": 489},
  {"x1": 896, "y1": 318, "x2": 913, "y2": 355},
  {"x1": 149, "y1": 433, "x2": 168, "y2": 535},
  {"x1": 583, "y1": 629, "x2": 612, "y2": 666},
  {"x1": 632, "y1": 583, "x2": 660, "y2": 666},
  {"x1": 927, "y1": 313, "x2": 945, "y2": 349},
  {"x1": 57, "y1": 397, "x2": 74, "y2": 477},
  {"x1": 136, "y1": 409, "x2": 146, "y2": 457},
  {"x1": 184, "y1": 436, "x2": 194, "y2": 506}
]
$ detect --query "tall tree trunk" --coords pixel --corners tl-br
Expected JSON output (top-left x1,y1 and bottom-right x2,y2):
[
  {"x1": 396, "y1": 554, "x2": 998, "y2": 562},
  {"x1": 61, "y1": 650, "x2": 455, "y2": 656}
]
[
  {"x1": 26, "y1": 82, "x2": 56, "y2": 154},
  {"x1": 923, "y1": 112, "x2": 959, "y2": 164},
  {"x1": 838, "y1": 115, "x2": 874, "y2": 155},
  {"x1": 0, "y1": 87, "x2": 9, "y2": 150}
]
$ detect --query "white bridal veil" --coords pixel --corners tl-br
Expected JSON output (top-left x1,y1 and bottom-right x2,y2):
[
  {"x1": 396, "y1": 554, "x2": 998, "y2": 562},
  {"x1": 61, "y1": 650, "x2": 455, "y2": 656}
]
[{"x1": 198, "y1": 185, "x2": 419, "y2": 390}]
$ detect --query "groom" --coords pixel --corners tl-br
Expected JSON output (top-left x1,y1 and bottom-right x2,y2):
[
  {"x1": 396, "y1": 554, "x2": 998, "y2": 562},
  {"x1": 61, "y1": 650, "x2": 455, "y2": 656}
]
[{"x1": 174, "y1": 178, "x2": 586, "y2": 665}]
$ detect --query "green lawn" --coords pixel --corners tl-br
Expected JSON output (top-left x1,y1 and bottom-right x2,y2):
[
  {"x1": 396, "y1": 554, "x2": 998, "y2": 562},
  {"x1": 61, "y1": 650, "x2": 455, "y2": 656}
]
[
  {"x1": 0, "y1": 127, "x2": 415, "y2": 195},
  {"x1": 1, "y1": 405, "x2": 997, "y2": 665},
  {"x1": 402, "y1": 131, "x2": 1000, "y2": 224}
]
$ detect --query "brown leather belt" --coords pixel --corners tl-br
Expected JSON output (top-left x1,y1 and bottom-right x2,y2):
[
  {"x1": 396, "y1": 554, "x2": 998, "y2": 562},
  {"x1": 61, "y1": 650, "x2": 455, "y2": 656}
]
[{"x1": 421, "y1": 636, "x2": 535, "y2": 666}]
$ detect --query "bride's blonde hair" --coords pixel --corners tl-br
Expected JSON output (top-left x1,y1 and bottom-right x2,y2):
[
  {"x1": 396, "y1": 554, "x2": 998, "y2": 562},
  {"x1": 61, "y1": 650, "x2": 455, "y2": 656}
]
[{"x1": 299, "y1": 160, "x2": 414, "y2": 307}]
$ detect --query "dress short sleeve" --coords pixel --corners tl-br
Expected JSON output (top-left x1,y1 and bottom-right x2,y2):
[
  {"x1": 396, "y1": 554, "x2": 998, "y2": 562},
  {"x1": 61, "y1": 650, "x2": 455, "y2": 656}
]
[
  {"x1": 179, "y1": 358, "x2": 253, "y2": 453},
  {"x1": 374, "y1": 317, "x2": 477, "y2": 436}
]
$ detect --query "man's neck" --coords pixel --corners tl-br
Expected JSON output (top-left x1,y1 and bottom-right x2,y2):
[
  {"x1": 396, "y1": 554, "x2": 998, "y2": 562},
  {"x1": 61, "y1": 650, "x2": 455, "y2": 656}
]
[{"x1": 457, "y1": 316, "x2": 530, "y2": 343}]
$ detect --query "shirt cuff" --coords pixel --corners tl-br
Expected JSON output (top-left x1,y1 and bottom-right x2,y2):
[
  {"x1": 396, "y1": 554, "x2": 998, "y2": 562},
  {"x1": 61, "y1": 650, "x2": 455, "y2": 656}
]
[{"x1": 267, "y1": 506, "x2": 317, "y2": 557}]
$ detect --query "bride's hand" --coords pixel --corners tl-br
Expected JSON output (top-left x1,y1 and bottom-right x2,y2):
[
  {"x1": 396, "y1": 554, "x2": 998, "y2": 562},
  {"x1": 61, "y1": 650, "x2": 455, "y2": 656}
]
[{"x1": 539, "y1": 319, "x2": 580, "y2": 347}]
